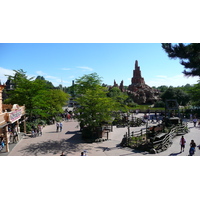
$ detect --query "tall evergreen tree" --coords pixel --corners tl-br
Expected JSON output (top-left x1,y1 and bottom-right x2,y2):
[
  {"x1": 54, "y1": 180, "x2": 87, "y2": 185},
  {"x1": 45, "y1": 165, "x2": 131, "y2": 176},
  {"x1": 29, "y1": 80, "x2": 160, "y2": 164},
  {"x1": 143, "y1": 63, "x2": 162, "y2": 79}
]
[{"x1": 162, "y1": 43, "x2": 200, "y2": 77}]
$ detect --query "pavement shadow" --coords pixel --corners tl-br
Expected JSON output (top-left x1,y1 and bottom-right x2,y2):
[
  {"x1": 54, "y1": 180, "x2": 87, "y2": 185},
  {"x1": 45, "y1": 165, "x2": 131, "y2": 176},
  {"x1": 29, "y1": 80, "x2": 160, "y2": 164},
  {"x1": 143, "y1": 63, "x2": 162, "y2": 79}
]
[
  {"x1": 46, "y1": 131, "x2": 59, "y2": 133},
  {"x1": 169, "y1": 152, "x2": 182, "y2": 156},
  {"x1": 96, "y1": 144, "x2": 149, "y2": 156},
  {"x1": 65, "y1": 131, "x2": 80, "y2": 134},
  {"x1": 19, "y1": 132, "x2": 85, "y2": 156},
  {"x1": 119, "y1": 149, "x2": 149, "y2": 156}
]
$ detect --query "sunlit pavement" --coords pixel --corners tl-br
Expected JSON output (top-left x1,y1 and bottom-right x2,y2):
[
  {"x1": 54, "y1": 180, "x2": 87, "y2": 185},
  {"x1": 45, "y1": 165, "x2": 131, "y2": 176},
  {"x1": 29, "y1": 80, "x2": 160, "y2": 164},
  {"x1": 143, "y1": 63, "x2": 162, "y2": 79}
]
[{"x1": 7, "y1": 115, "x2": 200, "y2": 156}]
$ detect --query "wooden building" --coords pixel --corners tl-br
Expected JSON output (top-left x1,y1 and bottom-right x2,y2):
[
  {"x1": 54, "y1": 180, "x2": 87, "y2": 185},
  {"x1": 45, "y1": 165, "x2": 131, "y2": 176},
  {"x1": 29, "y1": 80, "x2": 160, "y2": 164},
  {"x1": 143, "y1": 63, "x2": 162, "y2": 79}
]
[{"x1": 0, "y1": 84, "x2": 26, "y2": 152}]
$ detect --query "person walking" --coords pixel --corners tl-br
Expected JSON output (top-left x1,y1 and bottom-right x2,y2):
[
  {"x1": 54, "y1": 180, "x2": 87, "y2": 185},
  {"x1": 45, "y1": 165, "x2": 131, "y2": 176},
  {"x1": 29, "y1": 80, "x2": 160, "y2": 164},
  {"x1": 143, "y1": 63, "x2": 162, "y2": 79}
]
[
  {"x1": 59, "y1": 122, "x2": 63, "y2": 132},
  {"x1": 60, "y1": 151, "x2": 66, "y2": 156},
  {"x1": 193, "y1": 117, "x2": 198, "y2": 127},
  {"x1": 180, "y1": 136, "x2": 186, "y2": 152},
  {"x1": 37, "y1": 124, "x2": 42, "y2": 136},
  {"x1": 189, "y1": 140, "x2": 196, "y2": 156},
  {"x1": 56, "y1": 122, "x2": 59, "y2": 132}
]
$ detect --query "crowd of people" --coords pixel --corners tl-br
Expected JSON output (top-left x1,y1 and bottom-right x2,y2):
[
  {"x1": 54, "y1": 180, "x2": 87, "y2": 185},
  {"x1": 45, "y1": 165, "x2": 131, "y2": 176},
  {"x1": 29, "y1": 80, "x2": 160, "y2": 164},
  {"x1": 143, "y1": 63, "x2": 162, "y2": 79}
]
[{"x1": 30, "y1": 124, "x2": 43, "y2": 138}]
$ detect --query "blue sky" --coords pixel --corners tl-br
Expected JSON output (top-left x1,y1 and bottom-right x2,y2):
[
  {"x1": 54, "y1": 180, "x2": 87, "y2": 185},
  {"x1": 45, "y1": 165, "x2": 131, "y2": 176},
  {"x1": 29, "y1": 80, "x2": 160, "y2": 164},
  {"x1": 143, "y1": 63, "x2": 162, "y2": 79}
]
[{"x1": 0, "y1": 43, "x2": 199, "y2": 88}]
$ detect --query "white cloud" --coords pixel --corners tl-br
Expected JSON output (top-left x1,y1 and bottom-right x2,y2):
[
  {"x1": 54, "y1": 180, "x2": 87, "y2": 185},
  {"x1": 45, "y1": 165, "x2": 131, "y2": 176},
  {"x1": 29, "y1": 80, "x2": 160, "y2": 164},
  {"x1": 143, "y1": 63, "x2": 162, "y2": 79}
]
[
  {"x1": 146, "y1": 74, "x2": 200, "y2": 87},
  {"x1": 0, "y1": 67, "x2": 15, "y2": 83},
  {"x1": 45, "y1": 75, "x2": 58, "y2": 80},
  {"x1": 77, "y1": 66, "x2": 93, "y2": 71},
  {"x1": 36, "y1": 71, "x2": 47, "y2": 76}
]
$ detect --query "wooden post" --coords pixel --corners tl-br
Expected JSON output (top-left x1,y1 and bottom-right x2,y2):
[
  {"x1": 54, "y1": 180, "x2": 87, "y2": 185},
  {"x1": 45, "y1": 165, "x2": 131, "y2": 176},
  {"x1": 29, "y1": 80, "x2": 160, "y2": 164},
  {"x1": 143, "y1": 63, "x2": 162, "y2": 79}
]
[
  {"x1": 5, "y1": 125, "x2": 9, "y2": 152},
  {"x1": 16, "y1": 120, "x2": 20, "y2": 142},
  {"x1": 23, "y1": 115, "x2": 26, "y2": 134}
]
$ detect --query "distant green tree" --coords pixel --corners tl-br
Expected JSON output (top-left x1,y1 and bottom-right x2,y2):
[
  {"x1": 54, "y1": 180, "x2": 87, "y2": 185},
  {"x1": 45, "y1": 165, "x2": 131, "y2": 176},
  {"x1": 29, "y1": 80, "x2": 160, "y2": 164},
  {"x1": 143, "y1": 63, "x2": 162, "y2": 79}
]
[
  {"x1": 188, "y1": 81, "x2": 200, "y2": 106},
  {"x1": 107, "y1": 87, "x2": 129, "y2": 112},
  {"x1": 154, "y1": 101, "x2": 165, "y2": 108},
  {"x1": 156, "y1": 85, "x2": 169, "y2": 93},
  {"x1": 177, "y1": 84, "x2": 193, "y2": 93},
  {"x1": 162, "y1": 43, "x2": 200, "y2": 77},
  {"x1": 36, "y1": 76, "x2": 55, "y2": 89},
  {"x1": 161, "y1": 87, "x2": 190, "y2": 106}
]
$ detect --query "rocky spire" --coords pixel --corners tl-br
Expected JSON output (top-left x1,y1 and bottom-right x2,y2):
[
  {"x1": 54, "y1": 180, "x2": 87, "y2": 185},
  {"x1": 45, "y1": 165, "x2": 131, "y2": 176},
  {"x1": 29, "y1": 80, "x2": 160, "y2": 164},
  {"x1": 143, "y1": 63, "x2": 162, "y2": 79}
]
[
  {"x1": 113, "y1": 80, "x2": 118, "y2": 87},
  {"x1": 131, "y1": 60, "x2": 145, "y2": 85},
  {"x1": 119, "y1": 80, "x2": 124, "y2": 92}
]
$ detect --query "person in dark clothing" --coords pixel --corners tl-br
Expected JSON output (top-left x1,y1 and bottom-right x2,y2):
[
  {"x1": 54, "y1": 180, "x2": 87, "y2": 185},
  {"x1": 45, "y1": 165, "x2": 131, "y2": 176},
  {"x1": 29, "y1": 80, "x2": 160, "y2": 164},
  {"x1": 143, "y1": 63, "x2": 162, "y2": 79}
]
[
  {"x1": 180, "y1": 136, "x2": 186, "y2": 152},
  {"x1": 60, "y1": 151, "x2": 66, "y2": 156},
  {"x1": 189, "y1": 140, "x2": 196, "y2": 156}
]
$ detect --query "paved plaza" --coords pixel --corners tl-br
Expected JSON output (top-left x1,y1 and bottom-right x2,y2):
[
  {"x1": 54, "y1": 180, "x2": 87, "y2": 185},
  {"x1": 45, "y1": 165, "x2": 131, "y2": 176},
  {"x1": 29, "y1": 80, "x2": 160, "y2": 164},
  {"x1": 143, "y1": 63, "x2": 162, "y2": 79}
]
[{"x1": 6, "y1": 114, "x2": 200, "y2": 156}]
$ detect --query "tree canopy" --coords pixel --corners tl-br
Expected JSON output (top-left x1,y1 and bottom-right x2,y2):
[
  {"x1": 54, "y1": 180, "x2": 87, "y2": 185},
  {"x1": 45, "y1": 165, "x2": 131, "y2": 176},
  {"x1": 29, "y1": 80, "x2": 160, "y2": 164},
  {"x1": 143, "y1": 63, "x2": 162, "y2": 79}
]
[
  {"x1": 188, "y1": 81, "x2": 200, "y2": 106},
  {"x1": 74, "y1": 73, "x2": 102, "y2": 95},
  {"x1": 107, "y1": 87, "x2": 130, "y2": 112},
  {"x1": 160, "y1": 87, "x2": 190, "y2": 106},
  {"x1": 74, "y1": 73, "x2": 125, "y2": 134},
  {"x1": 4, "y1": 70, "x2": 70, "y2": 121},
  {"x1": 162, "y1": 43, "x2": 200, "y2": 77}
]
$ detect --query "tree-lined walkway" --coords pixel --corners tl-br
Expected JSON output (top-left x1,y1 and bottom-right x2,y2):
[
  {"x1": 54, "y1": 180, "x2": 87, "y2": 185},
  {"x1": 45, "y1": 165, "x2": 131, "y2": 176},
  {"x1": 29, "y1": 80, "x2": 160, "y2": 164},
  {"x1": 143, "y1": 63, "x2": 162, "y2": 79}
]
[{"x1": 8, "y1": 116, "x2": 200, "y2": 156}]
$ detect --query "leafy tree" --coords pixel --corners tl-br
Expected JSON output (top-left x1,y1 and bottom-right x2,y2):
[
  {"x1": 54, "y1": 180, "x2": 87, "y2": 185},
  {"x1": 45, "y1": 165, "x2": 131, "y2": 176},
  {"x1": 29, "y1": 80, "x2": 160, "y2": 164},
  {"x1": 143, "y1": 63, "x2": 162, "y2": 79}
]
[
  {"x1": 4, "y1": 70, "x2": 69, "y2": 121},
  {"x1": 75, "y1": 86, "x2": 117, "y2": 131},
  {"x1": 161, "y1": 87, "x2": 190, "y2": 106},
  {"x1": 36, "y1": 76, "x2": 55, "y2": 89},
  {"x1": 154, "y1": 101, "x2": 165, "y2": 108},
  {"x1": 5, "y1": 69, "x2": 33, "y2": 89},
  {"x1": 162, "y1": 43, "x2": 200, "y2": 77},
  {"x1": 74, "y1": 73, "x2": 120, "y2": 136},
  {"x1": 31, "y1": 89, "x2": 69, "y2": 119},
  {"x1": 176, "y1": 84, "x2": 193, "y2": 93},
  {"x1": 107, "y1": 87, "x2": 129, "y2": 112},
  {"x1": 75, "y1": 73, "x2": 102, "y2": 95},
  {"x1": 188, "y1": 81, "x2": 200, "y2": 106},
  {"x1": 156, "y1": 85, "x2": 169, "y2": 93}
]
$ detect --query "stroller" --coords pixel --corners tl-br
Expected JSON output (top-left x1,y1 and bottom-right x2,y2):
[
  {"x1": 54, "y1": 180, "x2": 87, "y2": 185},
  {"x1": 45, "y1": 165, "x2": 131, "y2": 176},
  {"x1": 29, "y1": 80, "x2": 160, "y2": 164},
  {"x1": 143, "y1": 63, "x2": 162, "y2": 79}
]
[{"x1": 189, "y1": 147, "x2": 195, "y2": 156}]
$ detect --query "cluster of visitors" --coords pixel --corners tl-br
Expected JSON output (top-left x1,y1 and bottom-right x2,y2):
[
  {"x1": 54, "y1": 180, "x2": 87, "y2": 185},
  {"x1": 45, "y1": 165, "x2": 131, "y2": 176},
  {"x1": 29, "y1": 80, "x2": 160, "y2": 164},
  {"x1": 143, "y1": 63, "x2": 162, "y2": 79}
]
[
  {"x1": 31, "y1": 124, "x2": 43, "y2": 138},
  {"x1": 7, "y1": 126, "x2": 20, "y2": 143},
  {"x1": 189, "y1": 113, "x2": 200, "y2": 127},
  {"x1": 143, "y1": 112, "x2": 163, "y2": 123},
  {"x1": 180, "y1": 136, "x2": 197, "y2": 156}
]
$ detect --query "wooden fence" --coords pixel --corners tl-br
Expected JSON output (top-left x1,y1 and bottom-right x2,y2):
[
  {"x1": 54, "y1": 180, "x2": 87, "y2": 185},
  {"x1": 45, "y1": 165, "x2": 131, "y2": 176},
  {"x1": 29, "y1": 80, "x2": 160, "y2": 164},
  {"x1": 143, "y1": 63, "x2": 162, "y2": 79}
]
[{"x1": 121, "y1": 122, "x2": 189, "y2": 153}]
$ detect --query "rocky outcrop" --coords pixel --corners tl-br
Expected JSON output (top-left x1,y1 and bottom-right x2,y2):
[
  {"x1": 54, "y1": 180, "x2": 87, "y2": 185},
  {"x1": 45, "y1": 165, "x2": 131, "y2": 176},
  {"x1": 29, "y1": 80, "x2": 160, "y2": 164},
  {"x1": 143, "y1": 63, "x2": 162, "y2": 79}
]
[{"x1": 113, "y1": 60, "x2": 160, "y2": 104}]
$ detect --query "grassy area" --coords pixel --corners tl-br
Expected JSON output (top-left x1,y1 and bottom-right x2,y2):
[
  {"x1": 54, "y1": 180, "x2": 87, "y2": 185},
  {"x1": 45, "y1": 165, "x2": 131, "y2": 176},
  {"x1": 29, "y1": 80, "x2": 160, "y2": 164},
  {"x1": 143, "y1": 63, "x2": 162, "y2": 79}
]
[{"x1": 131, "y1": 105, "x2": 165, "y2": 112}]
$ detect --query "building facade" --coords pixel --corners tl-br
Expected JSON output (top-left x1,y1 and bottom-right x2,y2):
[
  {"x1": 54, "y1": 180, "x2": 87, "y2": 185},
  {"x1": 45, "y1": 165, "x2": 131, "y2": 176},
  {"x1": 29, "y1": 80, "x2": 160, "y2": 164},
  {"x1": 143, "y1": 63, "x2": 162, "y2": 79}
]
[{"x1": 0, "y1": 84, "x2": 26, "y2": 152}]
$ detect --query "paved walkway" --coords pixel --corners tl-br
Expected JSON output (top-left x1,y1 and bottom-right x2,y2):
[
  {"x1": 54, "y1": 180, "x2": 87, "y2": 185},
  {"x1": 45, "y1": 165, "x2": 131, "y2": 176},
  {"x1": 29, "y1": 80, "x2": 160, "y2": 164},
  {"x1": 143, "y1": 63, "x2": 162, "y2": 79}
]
[{"x1": 7, "y1": 115, "x2": 200, "y2": 156}]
